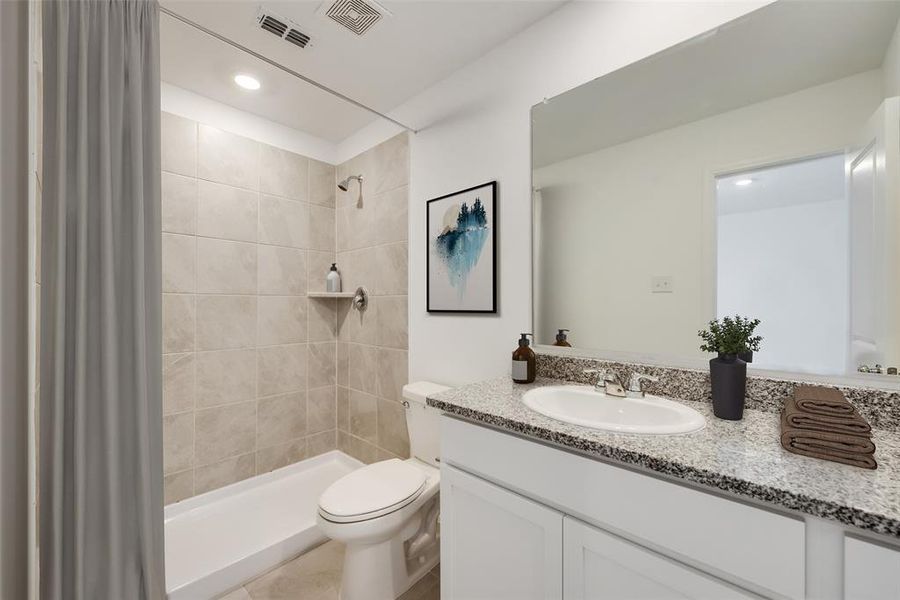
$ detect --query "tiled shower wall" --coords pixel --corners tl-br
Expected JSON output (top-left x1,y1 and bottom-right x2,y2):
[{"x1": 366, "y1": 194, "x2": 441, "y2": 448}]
[
  {"x1": 160, "y1": 112, "x2": 340, "y2": 503},
  {"x1": 335, "y1": 134, "x2": 411, "y2": 462}
]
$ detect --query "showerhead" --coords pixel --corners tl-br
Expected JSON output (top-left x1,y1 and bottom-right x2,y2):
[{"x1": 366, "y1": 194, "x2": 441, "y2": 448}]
[{"x1": 338, "y1": 174, "x2": 363, "y2": 192}]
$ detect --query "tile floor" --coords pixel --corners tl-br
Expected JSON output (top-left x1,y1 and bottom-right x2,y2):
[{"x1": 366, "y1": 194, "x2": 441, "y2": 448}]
[{"x1": 217, "y1": 541, "x2": 440, "y2": 600}]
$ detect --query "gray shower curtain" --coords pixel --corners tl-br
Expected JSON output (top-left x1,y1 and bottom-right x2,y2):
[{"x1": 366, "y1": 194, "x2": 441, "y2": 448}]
[{"x1": 40, "y1": 1, "x2": 165, "y2": 598}]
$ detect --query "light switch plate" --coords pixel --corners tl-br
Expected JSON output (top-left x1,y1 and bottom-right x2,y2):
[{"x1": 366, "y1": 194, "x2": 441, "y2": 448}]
[{"x1": 651, "y1": 276, "x2": 674, "y2": 293}]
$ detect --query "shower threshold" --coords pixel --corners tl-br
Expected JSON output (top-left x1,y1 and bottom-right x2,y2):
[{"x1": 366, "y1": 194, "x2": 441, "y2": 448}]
[{"x1": 164, "y1": 450, "x2": 361, "y2": 599}]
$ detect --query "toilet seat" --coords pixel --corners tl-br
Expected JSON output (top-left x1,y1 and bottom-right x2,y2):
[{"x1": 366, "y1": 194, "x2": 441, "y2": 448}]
[{"x1": 318, "y1": 459, "x2": 428, "y2": 524}]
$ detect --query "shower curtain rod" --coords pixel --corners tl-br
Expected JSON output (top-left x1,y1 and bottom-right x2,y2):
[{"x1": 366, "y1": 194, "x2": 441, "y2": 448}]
[{"x1": 159, "y1": 6, "x2": 418, "y2": 134}]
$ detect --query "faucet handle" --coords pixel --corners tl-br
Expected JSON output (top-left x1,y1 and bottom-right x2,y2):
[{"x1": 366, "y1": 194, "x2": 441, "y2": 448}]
[{"x1": 627, "y1": 373, "x2": 659, "y2": 397}]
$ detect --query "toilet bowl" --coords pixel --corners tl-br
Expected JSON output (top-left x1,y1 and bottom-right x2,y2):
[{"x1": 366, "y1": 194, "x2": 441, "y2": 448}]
[{"x1": 316, "y1": 381, "x2": 450, "y2": 600}]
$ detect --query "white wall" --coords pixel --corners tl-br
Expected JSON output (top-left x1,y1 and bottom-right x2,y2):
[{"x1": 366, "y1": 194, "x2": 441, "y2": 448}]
[
  {"x1": 532, "y1": 70, "x2": 881, "y2": 362},
  {"x1": 338, "y1": 1, "x2": 773, "y2": 386},
  {"x1": 161, "y1": 82, "x2": 338, "y2": 164}
]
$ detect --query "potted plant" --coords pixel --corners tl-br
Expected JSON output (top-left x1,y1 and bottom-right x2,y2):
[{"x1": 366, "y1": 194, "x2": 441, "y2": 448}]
[{"x1": 698, "y1": 316, "x2": 762, "y2": 420}]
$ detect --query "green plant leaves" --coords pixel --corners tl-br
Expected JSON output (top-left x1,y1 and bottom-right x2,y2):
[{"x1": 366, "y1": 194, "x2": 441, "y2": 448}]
[{"x1": 698, "y1": 315, "x2": 762, "y2": 355}]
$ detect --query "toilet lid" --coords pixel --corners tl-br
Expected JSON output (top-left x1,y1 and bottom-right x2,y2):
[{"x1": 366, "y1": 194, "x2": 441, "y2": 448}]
[{"x1": 318, "y1": 459, "x2": 427, "y2": 523}]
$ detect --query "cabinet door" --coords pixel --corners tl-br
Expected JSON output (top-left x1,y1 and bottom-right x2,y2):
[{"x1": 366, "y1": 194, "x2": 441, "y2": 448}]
[
  {"x1": 845, "y1": 536, "x2": 900, "y2": 599},
  {"x1": 441, "y1": 464, "x2": 563, "y2": 600},
  {"x1": 563, "y1": 517, "x2": 757, "y2": 600}
]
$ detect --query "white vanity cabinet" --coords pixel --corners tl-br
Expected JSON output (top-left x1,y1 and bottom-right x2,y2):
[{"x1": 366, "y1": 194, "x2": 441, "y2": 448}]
[
  {"x1": 441, "y1": 464, "x2": 563, "y2": 600},
  {"x1": 564, "y1": 517, "x2": 758, "y2": 600},
  {"x1": 844, "y1": 536, "x2": 900, "y2": 599}
]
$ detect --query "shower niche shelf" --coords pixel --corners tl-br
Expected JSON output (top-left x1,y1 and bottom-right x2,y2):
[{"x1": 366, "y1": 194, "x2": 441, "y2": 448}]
[
  {"x1": 307, "y1": 292, "x2": 355, "y2": 298},
  {"x1": 308, "y1": 286, "x2": 369, "y2": 311}
]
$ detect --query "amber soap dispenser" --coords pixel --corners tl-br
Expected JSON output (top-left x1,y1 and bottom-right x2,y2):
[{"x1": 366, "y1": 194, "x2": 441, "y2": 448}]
[{"x1": 512, "y1": 333, "x2": 536, "y2": 384}]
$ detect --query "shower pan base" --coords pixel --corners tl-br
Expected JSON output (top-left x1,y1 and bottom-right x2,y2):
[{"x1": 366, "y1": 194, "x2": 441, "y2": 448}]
[{"x1": 165, "y1": 450, "x2": 362, "y2": 599}]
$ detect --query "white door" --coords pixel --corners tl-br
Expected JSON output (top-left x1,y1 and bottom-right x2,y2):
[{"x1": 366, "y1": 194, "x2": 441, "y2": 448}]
[
  {"x1": 845, "y1": 536, "x2": 900, "y2": 599},
  {"x1": 848, "y1": 98, "x2": 900, "y2": 371},
  {"x1": 440, "y1": 464, "x2": 563, "y2": 600},
  {"x1": 563, "y1": 517, "x2": 758, "y2": 600}
]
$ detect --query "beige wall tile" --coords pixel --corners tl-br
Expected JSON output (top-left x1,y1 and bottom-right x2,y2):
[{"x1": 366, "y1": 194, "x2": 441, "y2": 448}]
[
  {"x1": 194, "y1": 454, "x2": 255, "y2": 495},
  {"x1": 196, "y1": 296, "x2": 257, "y2": 351},
  {"x1": 163, "y1": 294, "x2": 195, "y2": 353},
  {"x1": 162, "y1": 112, "x2": 197, "y2": 177},
  {"x1": 308, "y1": 299, "x2": 337, "y2": 342},
  {"x1": 335, "y1": 248, "x2": 375, "y2": 291},
  {"x1": 197, "y1": 238, "x2": 257, "y2": 294},
  {"x1": 198, "y1": 125, "x2": 260, "y2": 191},
  {"x1": 258, "y1": 296, "x2": 307, "y2": 346},
  {"x1": 349, "y1": 389, "x2": 377, "y2": 443},
  {"x1": 197, "y1": 180, "x2": 258, "y2": 243},
  {"x1": 162, "y1": 233, "x2": 196, "y2": 293},
  {"x1": 196, "y1": 349, "x2": 257, "y2": 408},
  {"x1": 338, "y1": 431, "x2": 378, "y2": 464},
  {"x1": 377, "y1": 397, "x2": 410, "y2": 458},
  {"x1": 375, "y1": 242, "x2": 407, "y2": 296},
  {"x1": 337, "y1": 386, "x2": 349, "y2": 431},
  {"x1": 336, "y1": 203, "x2": 375, "y2": 251},
  {"x1": 372, "y1": 133, "x2": 409, "y2": 195},
  {"x1": 307, "y1": 386, "x2": 336, "y2": 434},
  {"x1": 308, "y1": 343, "x2": 336, "y2": 388},
  {"x1": 164, "y1": 470, "x2": 194, "y2": 505},
  {"x1": 307, "y1": 430, "x2": 337, "y2": 457},
  {"x1": 375, "y1": 348, "x2": 408, "y2": 404},
  {"x1": 256, "y1": 440, "x2": 308, "y2": 474},
  {"x1": 258, "y1": 245, "x2": 307, "y2": 295},
  {"x1": 257, "y1": 344, "x2": 307, "y2": 397},
  {"x1": 377, "y1": 296, "x2": 408, "y2": 349},
  {"x1": 195, "y1": 401, "x2": 257, "y2": 465},
  {"x1": 260, "y1": 144, "x2": 308, "y2": 201},
  {"x1": 257, "y1": 391, "x2": 307, "y2": 446},
  {"x1": 162, "y1": 172, "x2": 198, "y2": 235},
  {"x1": 163, "y1": 353, "x2": 195, "y2": 415},
  {"x1": 308, "y1": 205, "x2": 335, "y2": 252},
  {"x1": 163, "y1": 412, "x2": 194, "y2": 474},
  {"x1": 258, "y1": 195, "x2": 309, "y2": 248},
  {"x1": 347, "y1": 343, "x2": 378, "y2": 395},
  {"x1": 309, "y1": 159, "x2": 336, "y2": 208},
  {"x1": 374, "y1": 185, "x2": 408, "y2": 244},
  {"x1": 337, "y1": 342, "x2": 349, "y2": 387},
  {"x1": 307, "y1": 251, "x2": 336, "y2": 294}
]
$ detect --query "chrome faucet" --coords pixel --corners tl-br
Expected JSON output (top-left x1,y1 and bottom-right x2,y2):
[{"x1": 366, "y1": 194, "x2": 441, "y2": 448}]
[
  {"x1": 583, "y1": 368, "x2": 626, "y2": 397},
  {"x1": 627, "y1": 373, "x2": 659, "y2": 398}
]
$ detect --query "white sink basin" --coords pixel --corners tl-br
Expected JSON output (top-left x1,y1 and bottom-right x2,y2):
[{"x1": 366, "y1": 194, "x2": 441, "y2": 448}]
[{"x1": 522, "y1": 385, "x2": 705, "y2": 435}]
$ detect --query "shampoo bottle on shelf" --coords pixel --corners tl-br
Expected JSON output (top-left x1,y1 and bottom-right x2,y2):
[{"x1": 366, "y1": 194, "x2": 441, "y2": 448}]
[
  {"x1": 553, "y1": 329, "x2": 571, "y2": 347},
  {"x1": 326, "y1": 263, "x2": 342, "y2": 293},
  {"x1": 512, "y1": 333, "x2": 536, "y2": 384}
]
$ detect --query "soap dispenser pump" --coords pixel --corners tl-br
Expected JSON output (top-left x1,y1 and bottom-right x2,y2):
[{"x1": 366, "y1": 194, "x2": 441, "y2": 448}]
[
  {"x1": 326, "y1": 263, "x2": 342, "y2": 293},
  {"x1": 512, "y1": 333, "x2": 536, "y2": 384},
  {"x1": 553, "y1": 329, "x2": 571, "y2": 347}
]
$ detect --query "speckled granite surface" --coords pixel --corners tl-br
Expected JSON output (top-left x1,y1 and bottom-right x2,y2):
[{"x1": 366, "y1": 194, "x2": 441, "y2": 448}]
[
  {"x1": 427, "y1": 377, "x2": 900, "y2": 538},
  {"x1": 536, "y1": 353, "x2": 900, "y2": 431}
]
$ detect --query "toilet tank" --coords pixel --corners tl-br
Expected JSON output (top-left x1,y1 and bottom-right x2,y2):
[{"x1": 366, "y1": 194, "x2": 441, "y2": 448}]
[{"x1": 402, "y1": 381, "x2": 451, "y2": 467}]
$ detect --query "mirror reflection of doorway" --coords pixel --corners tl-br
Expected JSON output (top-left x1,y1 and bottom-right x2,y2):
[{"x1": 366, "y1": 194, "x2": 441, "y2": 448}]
[{"x1": 716, "y1": 154, "x2": 848, "y2": 375}]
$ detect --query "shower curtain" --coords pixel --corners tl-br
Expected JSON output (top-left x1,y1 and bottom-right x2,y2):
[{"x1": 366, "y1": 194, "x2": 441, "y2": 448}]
[{"x1": 40, "y1": 1, "x2": 165, "y2": 598}]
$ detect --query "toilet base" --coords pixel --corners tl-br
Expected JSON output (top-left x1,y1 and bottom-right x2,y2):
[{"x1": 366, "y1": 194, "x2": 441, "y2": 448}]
[{"x1": 339, "y1": 535, "x2": 439, "y2": 600}]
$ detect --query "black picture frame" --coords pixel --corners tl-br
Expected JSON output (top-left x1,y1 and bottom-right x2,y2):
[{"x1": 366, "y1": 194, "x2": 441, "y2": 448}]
[{"x1": 426, "y1": 181, "x2": 498, "y2": 313}]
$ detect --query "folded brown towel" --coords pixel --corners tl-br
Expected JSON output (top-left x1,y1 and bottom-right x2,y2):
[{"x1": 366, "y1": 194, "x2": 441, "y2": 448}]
[
  {"x1": 783, "y1": 397, "x2": 871, "y2": 436},
  {"x1": 780, "y1": 412, "x2": 877, "y2": 470},
  {"x1": 794, "y1": 385, "x2": 856, "y2": 417}
]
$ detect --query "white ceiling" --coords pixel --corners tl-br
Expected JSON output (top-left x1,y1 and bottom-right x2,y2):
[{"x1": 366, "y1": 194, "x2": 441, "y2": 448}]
[
  {"x1": 717, "y1": 153, "x2": 846, "y2": 216},
  {"x1": 160, "y1": 0, "x2": 564, "y2": 142},
  {"x1": 533, "y1": 1, "x2": 900, "y2": 168}
]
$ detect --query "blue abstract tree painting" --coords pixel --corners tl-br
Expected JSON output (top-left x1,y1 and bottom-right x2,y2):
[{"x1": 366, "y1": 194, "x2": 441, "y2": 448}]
[{"x1": 427, "y1": 182, "x2": 497, "y2": 312}]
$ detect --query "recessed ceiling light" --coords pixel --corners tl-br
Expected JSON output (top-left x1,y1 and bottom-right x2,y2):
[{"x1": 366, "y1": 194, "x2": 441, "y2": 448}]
[
  {"x1": 735, "y1": 179, "x2": 754, "y2": 187},
  {"x1": 234, "y1": 74, "x2": 261, "y2": 91}
]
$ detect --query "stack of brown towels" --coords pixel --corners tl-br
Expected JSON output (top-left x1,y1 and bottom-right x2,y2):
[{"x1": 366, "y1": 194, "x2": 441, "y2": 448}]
[{"x1": 780, "y1": 385, "x2": 877, "y2": 469}]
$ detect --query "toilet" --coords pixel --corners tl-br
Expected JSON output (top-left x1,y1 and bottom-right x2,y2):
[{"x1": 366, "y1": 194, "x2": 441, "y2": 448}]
[{"x1": 317, "y1": 381, "x2": 450, "y2": 600}]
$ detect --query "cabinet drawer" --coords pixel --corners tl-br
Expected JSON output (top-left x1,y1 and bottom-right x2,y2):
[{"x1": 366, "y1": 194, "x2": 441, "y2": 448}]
[{"x1": 442, "y1": 416, "x2": 805, "y2": 599}]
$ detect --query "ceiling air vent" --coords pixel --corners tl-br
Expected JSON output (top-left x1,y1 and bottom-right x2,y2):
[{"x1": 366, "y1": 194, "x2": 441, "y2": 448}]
[
  {"x1": 323, "y1": 0, "x2": 390, "y2": 36},
  {"x1": 257, "y1": 8, "x2": 312, "y2": 49}
]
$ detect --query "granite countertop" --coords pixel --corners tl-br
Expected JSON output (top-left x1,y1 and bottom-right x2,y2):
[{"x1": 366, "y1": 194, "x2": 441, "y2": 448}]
[{"x1": 427, "y1": 377, "x2": 900, "y2": 538}]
